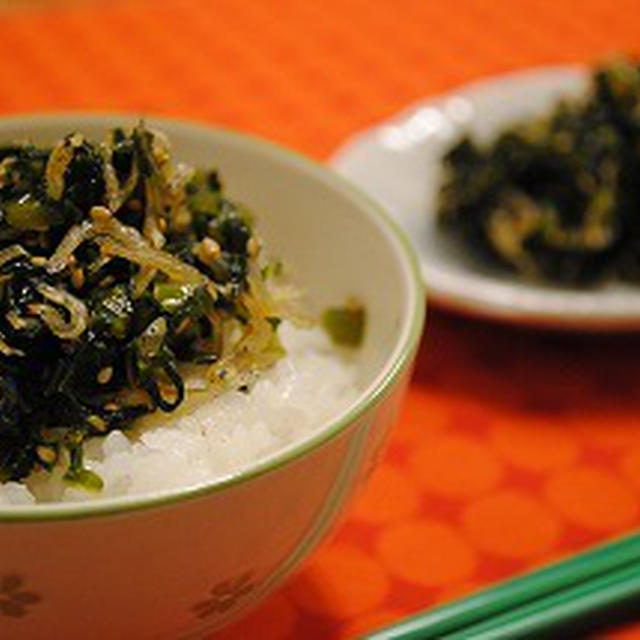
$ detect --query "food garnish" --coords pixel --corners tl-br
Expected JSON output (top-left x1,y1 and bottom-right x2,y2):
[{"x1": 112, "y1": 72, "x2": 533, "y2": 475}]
[
  {"x1": 0, "y1": 124, "x2": 293, "y2": 486},
  {"x1": 438, "y1": 59, "x2": 640, "y2": 284},
  {"x1": 322, "y1": 299, "x2": 365, "y2": 347}
]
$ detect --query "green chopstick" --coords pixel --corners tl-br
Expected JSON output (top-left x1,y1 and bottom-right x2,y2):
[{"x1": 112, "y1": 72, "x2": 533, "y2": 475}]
[
  {"x1": 447, "y1": 562, "x2": 640, "y2": 639},
  {"x1": 365, "y1": 531, "x2": 640, "y2": 640}
]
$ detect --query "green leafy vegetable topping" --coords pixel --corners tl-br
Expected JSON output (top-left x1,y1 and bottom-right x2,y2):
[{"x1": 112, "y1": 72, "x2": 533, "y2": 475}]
[
  {"x1": 438, "y1": 58, "x2": 640, "y2": 284},
  {"x1": 0, "y1": 123, "x2": 293, "y2": 486},
  {"x1": 322, "y1": 300, "x2": 365, "y2": 347}
]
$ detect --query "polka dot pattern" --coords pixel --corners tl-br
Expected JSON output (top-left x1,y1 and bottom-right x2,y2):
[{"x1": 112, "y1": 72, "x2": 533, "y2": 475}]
[
  {"x1": 287, "y1": 544, "x2": 390, "y2": 619},
  {"x1": 462, "y1": 490, "x2": 561, "y2": 559},
  {"x1": 1, "y1": 1, "x2": 640, "y2": 637},
  {"x1": 545, "y1": 467, "x2": 639, "y2": 533},
  {"x1": 489, "y1": 416, "x2": 580, "y2": 473},
  {"x1": 620, "y1": 448, "x2": 640, "y2": 490},
  {"x1": 350, "y1": 463, "x2": 421, "y2": 525},
  {"x1": 377, "y1": 520, "x2": 477, "y2": 587},
  {"x1": 408, "y1": 434, "x2": 504, "y2": 499}
]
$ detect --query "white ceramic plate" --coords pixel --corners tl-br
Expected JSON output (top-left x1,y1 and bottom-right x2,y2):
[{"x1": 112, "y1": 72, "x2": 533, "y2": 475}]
[{"x1": 331, "y1": 66, "x2": 640, "y2": 330}]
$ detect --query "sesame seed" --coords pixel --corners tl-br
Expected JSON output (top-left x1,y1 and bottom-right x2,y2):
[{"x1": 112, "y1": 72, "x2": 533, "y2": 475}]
[
  {"x1": 90, "y1": 206, "x2": 112, "y2": 223},
  {"x1": 97, "y1": 366, "x2": 114, "y2": 385},
  {"x1": 173, "y1": 208, "x2": 192, "y2": 232},
  {"x1": 36, "y1": 446, "x2": 57, "y2": 465},
  {"x1": 196, "y1": 237, "x2": 221, "y2": 266},
  {"x1": 71, "y1": 267, "x2": 85, "y2": 289},
  {"x1": 247, "y1": 236, "x2": 261, "y2": 257},
  {"x1": 87, "y1": 414, "x2": 107, "y2": 431}
]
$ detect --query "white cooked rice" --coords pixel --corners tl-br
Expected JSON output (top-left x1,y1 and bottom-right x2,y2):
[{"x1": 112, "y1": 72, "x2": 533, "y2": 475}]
[{"x1": 0, "y1": 322, "x2": 360, "y2": 505}]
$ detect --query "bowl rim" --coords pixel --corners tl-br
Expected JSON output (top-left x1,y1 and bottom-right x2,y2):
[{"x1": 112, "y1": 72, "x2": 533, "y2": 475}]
[{"x1": 0, "y1": 112, "x2": 426, "y2": 522}]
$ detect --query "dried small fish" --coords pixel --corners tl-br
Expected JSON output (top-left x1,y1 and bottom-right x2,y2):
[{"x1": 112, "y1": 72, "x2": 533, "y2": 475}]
[
  {"x1": 438, "y1": 59, "x2": 640, "y2": 284},
  {"x1": 0, "y1": 124, "x2": 289, "y2": 486}
]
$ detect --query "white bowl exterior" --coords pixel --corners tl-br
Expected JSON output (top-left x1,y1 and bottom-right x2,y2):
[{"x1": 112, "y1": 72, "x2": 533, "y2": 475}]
[
  {"x1": 0, "y1": 115, "x2": 423, "y2": 638},
  {"x1": 0, "y1": 370, "x2": 411, "y2": 639}
]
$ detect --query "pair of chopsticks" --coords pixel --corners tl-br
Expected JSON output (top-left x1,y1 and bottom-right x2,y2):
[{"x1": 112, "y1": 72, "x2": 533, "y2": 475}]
[{"x1": 365, "y1": 532, "x2": 640, "y2": 639}]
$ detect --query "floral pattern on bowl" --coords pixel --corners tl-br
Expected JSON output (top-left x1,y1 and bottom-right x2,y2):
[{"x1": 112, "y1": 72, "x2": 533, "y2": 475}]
[
  {"x1": 192, "y1": 571, "x2": 256, "y2": 619},
  {"x1": 0, "y1": 575, "x2": 41, "y2": 618}
]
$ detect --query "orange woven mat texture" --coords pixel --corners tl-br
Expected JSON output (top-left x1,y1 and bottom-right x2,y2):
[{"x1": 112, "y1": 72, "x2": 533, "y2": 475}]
[{"x1": 2, "y1": 0, "x2": 640, "y2": 638}]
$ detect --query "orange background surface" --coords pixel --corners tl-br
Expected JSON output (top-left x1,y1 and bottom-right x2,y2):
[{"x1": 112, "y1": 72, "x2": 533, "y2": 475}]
[{"x1": 2, "y1": 0, "x2": 640, "y2": 637}]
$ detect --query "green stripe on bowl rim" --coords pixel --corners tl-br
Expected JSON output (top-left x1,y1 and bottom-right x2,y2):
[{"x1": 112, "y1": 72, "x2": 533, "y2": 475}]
[{"x1": 0, "y1": 112, "x2": 426, "y2": 522}]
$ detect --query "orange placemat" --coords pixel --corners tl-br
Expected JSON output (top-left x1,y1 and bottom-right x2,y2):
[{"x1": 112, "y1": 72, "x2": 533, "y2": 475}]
[{"x1": 2, "y1": 1, "x2": 640, "y2": 637}]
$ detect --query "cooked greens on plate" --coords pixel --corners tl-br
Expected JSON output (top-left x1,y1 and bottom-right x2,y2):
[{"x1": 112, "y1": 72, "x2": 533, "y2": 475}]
[{"x1": 438, "y1": 59, "x2": 640, "y2": 285}]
